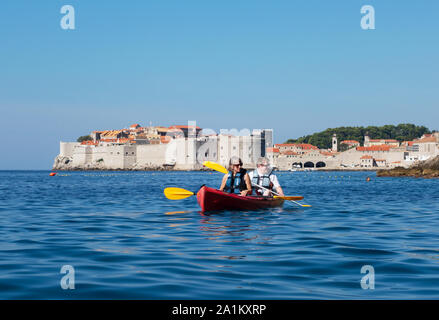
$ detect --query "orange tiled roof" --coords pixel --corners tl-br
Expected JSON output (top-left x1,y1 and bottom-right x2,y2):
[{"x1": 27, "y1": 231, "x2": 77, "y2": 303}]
[
  {"x1": 357, "y1": 145, "x2": 391, "y2": 152},
  {"x1": 156, "y1": 127, "x2": 173, "y2": 132},
  {"x1": 160, "y1": 136, "x2": 171, "y2": 144},
  {"x1": 100, "y1": 130, "x2": 123, "y2": 138},
  {"x1": 275, "y1": 143, "x2": 318, "y2": 150},
  {"x1": 275, "y1": 143, "x2": 297, "y2": 147},
  {"x1": 298, "y1": 144, "x2": 318, "y2": 150},
  {"x1": 281, "y1": 151, "x2": 299, "y2": 155},
  {"x1": 341, "y1": 140, "x2": 360, "y2": 144},
  {"x1": 169, "y1": 125, "x2": 201, "y2": 129},
  {"x1": 361, "y1": 155, "x2": 373, "y2": 159},
  {"x1": 414, "y1": 136, "x2": 437, "y2": 143},
  {"x1": 80, "y1": 140, "x2": 98, "y2": 145},
  {"x1": 369, "y1": 139, "x2": 398, "y2": 142},
  {"x1": 267, "y1": 147, "x2": 280, "y2": 153}
]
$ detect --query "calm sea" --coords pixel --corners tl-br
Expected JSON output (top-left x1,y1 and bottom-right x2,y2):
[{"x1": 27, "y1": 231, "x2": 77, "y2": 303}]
[{"x1": 0, "y1": 170, "x2": 438, "y2": 299}]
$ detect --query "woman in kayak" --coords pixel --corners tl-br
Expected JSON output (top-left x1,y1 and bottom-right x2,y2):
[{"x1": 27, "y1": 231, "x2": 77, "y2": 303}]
[
  {"x1": 219, "y1": 156, "x2": 252, "y2": 196},
  {"x1": 248, "y1": 157, "x2": 285, "y2": 197}
]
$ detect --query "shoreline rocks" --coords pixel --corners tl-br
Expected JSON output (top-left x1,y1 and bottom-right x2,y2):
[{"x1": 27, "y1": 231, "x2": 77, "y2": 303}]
[
  {"x1": 377, "y1": 156, "x2": 439, "y2": 178},
  {"x1": 51, "y1": 155, "x2": 211, "y2": 172}
]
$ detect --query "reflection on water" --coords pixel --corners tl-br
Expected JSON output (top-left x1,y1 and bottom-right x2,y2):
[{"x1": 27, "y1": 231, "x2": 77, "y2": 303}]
[{"x1": 164, "y1": 210, "x2": 193, "y2": 215}]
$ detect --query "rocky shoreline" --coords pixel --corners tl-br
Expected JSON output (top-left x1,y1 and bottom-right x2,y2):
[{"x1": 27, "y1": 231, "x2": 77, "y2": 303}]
[
  {"x1": 52, "y1": 155, "x2": 208, "y2": 172},
  {"x1": 377, "y1": 156, "x2": 439, "y2": 178}
]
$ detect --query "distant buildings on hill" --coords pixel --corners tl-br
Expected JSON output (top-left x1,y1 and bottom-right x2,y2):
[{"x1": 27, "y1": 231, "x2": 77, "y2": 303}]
[
  {"x1": 53, "y1": 124, "x2": 439, "y2": 171},
  {"x1": 269, "y1": 133, "x2": 439, "y2": 170}
]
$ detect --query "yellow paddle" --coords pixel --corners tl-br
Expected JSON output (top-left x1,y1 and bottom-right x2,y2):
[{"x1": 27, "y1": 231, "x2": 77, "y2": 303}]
[
  {"x1": 254, "y1": 183, "x2": 311, "y2": 207},
  {"x1": 203, "y1": 161, "x2": 228, "y2": 174},
  {"x1": 274, "y1": 196, "x2": 304, "y2": 201},
  {"x1": 164, "y1": 187, "x2": 195, "y2": 200}
]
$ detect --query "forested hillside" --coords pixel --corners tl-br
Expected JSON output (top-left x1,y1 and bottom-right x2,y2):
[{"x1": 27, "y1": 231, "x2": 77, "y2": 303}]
[{"x1": 285, "y1": 124, "x2": 432, "y2": 149}]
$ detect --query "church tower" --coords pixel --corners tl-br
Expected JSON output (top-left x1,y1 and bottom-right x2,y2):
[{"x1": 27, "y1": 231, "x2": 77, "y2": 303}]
[
  {"x1": 332, "y1": 133, "x2": 338, "y2": 152},
  {"x1": 364, "y1": 132, "x2": 370, "y2": 147}
]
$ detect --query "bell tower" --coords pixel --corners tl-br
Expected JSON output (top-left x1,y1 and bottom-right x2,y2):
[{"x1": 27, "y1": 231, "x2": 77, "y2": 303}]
[{"x1": 332, "y1": 134, "x2": 338, "y2": 152}]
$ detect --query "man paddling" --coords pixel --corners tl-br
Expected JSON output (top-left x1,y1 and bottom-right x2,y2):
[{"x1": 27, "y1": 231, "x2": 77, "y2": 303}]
[
  {"x1": 219, "y1": 156, "x2": 252, "y2": 196},
  {"x1": 249, "y1": 157, "x2": 285, "y2": 197}
]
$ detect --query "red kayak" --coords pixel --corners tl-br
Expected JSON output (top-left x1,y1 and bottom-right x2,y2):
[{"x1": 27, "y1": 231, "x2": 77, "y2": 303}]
[{"x1": 196, "y1": 186, "x2": 284, "y2": 212}]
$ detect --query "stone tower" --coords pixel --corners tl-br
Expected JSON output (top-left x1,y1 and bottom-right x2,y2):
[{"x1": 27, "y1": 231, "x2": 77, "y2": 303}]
[
  {"x1": 364, "y1": 132, "x2": 370, "y2": 147},
  {"x1": 332, "y1": 134, "x2": 338, "y2": 152}
]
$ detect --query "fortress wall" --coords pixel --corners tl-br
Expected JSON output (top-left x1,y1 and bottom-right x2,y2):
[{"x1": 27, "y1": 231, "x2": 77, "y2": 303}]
[
  {"x1": 137, "y1": 144, "x2": 167, "y2": 167},
  {"x1": 173, "y1": 138, "x2": 197, "y2": 169},
  {"x1": 246, "y1": 135, "x2": 259, "y2": 167},
  {"x1": 91, "y1": 146, "x2": 108, "y2": 163},
  {"x1": 195, "y1": 137, "x2": 218, "y2": 164},
  {"x1": 72, "y1": 146, "x2": 93, "y2": 166},
  {"x1": 60, "y1": 142, "x2": 80, "y2": 157},
  {"x1": 218, "y1": 135, "x2": 231, "y2": 167},
  {"x1": 123, "y1": 146, "x2": 137, "y2": 168},
  {"x1": 101, "y1": 145, "x2": 133, "y2": 169},
  {"x1": 230, "y1": 136, "x2": 240, "y2": 159}
]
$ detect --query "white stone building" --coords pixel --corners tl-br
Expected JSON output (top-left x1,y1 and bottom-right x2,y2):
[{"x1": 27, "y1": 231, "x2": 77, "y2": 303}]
[{"x1": 54, "y1": 128, "x2": 274, "y2": 170}]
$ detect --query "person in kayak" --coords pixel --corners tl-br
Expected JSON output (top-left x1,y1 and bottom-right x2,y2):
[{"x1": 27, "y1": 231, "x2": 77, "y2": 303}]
[
  {"x1": 219, "y1": 156, "x2": 252, "y2": 196},
  {"x1": 249, "y1": 157, "x2": 285, "y2": 197}
]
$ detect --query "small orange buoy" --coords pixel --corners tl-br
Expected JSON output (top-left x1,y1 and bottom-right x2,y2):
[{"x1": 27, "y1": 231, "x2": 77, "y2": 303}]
[{"x1": 49, "y1": 172, "x2": 57, "y2": 176}]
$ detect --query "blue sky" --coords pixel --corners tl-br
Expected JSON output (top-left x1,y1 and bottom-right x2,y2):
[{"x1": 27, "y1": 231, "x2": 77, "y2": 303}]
[{"x1": 0, "y1": 0, "x2": 438, "y2": 169}]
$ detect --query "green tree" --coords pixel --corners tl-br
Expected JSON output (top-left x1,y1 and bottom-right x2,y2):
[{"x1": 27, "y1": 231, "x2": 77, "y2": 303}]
[
  {"x1": 77, "y1": 135, "x2": 93, "y2": 142},
  {"x1": 284, "y1": 124, "x2": 431, "y2": 149}
]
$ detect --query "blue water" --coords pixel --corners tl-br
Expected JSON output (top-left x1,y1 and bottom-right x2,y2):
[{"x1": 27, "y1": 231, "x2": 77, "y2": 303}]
[{"x1": 0, "y1": 170, "x2": 438, "y2": 299}]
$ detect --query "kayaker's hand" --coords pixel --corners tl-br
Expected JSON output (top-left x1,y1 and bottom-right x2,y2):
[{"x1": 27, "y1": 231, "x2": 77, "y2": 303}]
[
  {"x1": 240, "y1": 190, "x2": 249, "y2": 196},
  {"x1": 276, "y1": 186, "x2": 285, "y2": 197}
]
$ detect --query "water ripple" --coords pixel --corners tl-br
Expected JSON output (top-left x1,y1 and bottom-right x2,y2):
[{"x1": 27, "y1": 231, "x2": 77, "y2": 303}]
[{"x1": 0, "y1": 170, "x2": 438, "y2": 299}]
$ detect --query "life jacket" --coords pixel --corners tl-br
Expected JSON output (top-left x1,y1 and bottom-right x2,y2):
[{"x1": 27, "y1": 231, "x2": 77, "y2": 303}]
[
  {"x1": 224, "y1": 169, "x2": 248, "y2": 194},
  {"x1": 251, "y1": 168, "x2": 273, "y2": 194}
]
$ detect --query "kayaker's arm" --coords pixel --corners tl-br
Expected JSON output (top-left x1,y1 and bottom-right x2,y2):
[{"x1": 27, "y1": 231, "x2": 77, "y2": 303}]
[
  {"x1": 271, "y1": 174, "x2": 285, "y2": 197},
  {"x1": 240, "y1": 173, "x2": 252, "y2": 196},
  {"x1": 219, "y1": 174, "x2": 227, "y2": 191},
  {"x1": 275, "y1": 185, "x2": 285, "y2": 197}
]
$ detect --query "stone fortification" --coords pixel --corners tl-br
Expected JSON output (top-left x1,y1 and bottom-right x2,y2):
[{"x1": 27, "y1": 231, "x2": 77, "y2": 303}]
[{"x1": 53, "y1": 131, "x2": 270, "y2": 171}]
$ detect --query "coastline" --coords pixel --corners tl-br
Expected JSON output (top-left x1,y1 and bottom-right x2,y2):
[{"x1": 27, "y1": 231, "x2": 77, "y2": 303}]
[
  {"x1": 376, "y1": 155, "x2": 439, "y2": 178},
  {"x1": 377, "y1": 168, "x2": 439, "y2": 179},
  {"x1": 51, "y1": 167, "x2": 381, "y2": 172}
]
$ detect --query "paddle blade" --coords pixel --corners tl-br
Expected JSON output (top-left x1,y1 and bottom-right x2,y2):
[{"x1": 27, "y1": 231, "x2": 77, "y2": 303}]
[
  {"x1": 164, "y1": 187, "x2": 194, "y2": 200},
  {"x1": 274, "y1": 196, "x2": 304, "y2": 201},
  {"x1": 203, "y1": 161, "x2": 228, "y2": 174}
]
